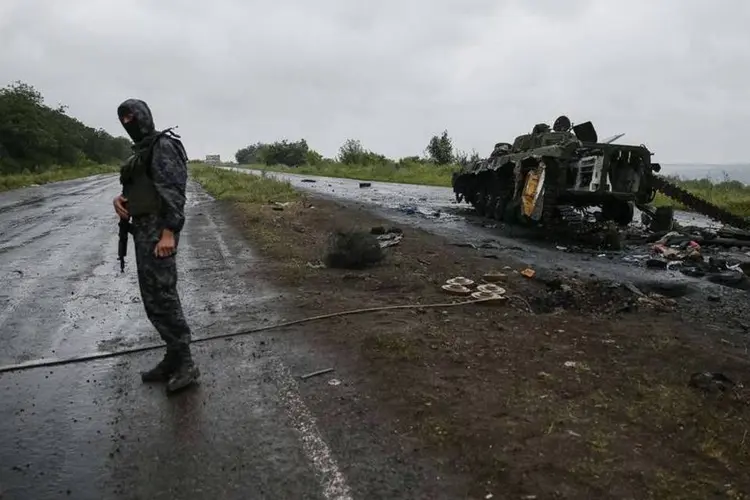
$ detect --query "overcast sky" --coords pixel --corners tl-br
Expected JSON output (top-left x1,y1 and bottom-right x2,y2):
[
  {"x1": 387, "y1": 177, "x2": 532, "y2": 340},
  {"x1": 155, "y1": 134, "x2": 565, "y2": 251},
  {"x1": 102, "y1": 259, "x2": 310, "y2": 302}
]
[{"x1": 2, "y1": 0, "x2": 749, "y2": 165}]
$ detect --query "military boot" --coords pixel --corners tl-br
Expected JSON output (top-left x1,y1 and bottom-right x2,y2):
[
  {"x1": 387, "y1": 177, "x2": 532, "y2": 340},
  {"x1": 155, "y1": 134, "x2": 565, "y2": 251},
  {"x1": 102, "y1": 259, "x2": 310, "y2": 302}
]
[
  {"x1": 166, "y1": 350, "x2": 200, "y2": 393},
  {"x1": 140, "y1": 350, "x2": 180, "y2": 383}
]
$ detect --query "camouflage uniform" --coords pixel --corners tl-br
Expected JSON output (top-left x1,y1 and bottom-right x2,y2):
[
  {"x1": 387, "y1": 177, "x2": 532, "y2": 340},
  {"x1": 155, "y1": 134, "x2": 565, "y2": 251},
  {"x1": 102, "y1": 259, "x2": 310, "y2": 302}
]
[{"x1": 117, "y1": 98, "x2": 199, "y2": 393}]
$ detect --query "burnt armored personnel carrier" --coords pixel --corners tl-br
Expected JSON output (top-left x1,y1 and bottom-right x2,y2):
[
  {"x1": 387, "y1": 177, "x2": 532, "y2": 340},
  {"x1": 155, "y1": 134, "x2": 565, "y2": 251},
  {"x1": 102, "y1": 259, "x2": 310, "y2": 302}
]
[{"x1": 451, "y1": 116, "x2": 750, "y2": 231}]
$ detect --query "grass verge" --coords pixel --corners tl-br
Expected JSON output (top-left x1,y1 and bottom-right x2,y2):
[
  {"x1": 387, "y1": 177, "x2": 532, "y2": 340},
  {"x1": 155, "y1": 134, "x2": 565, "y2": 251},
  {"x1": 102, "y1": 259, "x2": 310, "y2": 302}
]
[
  {"x1": 653, "y1": 178, "x2": 750, "y2": 217},
  {"x1": 241, "y1": 161, "x2": 455, "y2": 187},
  {"x1": 0, "y1": 164, "x2": 118, "y2": 192},
  {"x1": 192, "y1": 166, "x2": 750, "y2": 499},
  {"x1": 241, "y1": 162, "x2": 750, "y2": 217},
  {"x1": 189, "y1": 164, "x2": 299, "y2": 204}
]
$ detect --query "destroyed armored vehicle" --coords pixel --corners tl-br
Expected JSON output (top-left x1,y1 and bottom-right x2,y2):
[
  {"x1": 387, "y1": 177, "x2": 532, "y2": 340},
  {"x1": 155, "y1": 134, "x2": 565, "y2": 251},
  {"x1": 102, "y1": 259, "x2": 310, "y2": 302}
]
[{"x1": 451, "y1": 116, "x2": 750, "y2": 231}]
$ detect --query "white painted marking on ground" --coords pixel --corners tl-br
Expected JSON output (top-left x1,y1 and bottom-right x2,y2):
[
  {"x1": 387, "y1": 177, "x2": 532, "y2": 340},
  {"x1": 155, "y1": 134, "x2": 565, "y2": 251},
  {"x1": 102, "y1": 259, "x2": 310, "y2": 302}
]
[
  {"x1": 270, "y1": 358, "x2": 354, "y2": 500},
  {"x1": 202, "y1": 212, "x2": 236, "y2": 269},
  {"x1": 192, "y1": 193, "x2": 353, "y2": 500}
]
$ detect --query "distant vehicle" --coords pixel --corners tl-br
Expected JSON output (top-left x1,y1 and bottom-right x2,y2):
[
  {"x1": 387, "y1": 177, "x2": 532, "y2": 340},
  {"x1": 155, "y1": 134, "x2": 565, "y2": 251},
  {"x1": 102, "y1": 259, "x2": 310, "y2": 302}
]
[{"x1": 205, "y1": 154, "x2": 221, "y2": 164}]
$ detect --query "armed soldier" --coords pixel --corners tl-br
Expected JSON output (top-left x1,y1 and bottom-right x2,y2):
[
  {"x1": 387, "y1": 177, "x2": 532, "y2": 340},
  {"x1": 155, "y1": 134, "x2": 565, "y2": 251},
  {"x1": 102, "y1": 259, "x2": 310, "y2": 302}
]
[{"x1": 112, "y1": 98, "x2": 199, "y2": 393}]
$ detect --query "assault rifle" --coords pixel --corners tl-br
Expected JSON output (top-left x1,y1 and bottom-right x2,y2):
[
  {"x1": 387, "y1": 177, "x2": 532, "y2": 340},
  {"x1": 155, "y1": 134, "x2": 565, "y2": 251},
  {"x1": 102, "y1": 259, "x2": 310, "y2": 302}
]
[{"x1": 118, "y1": 217, "x2": 132, "y2": 272}]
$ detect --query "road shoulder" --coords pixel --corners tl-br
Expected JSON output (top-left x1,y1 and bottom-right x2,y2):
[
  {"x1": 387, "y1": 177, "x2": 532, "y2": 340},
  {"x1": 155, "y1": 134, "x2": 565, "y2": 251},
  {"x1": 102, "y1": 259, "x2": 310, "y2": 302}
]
[{"x1": 192, "y1": 167, "x2": 750, "y2": 500}]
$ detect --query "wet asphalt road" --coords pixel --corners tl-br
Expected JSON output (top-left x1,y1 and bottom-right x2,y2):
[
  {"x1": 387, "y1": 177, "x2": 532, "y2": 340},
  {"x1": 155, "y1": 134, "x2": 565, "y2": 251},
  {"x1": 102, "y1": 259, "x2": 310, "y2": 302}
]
[{"x1": 0, "y1": 175, "x2": 454, "y2": 500}]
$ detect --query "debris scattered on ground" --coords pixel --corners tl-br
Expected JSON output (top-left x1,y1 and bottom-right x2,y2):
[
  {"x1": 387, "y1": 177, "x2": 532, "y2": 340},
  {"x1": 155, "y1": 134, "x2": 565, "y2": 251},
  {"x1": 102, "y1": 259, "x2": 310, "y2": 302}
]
[
  {"x1": 639, "y1": 227, "x2": 750, "y2": 289},
  {"x1": 299, "y1": 367, "x2": 335, "y2": 380},
  {"x1": 301, "y1": 179, "x2": 317, "y2": 183},
  {"x1": 377, "y1": 233, "x2": 403, "y2": 248},
  {"x1": 323, "y1": 230, "x2": 385, "y2": 269},
  {"x1": 270, "y1": 201, "x2": 292, "y2": 211},
  {"x1": 520, "y1": 268, "x2": 535, "y2": 279},
  {"x1": 359, "y1": 182, "x2": 371, "y2": 188},
  {"x1": 370, "y1": 226, "x2": 405, "y2": 248}
]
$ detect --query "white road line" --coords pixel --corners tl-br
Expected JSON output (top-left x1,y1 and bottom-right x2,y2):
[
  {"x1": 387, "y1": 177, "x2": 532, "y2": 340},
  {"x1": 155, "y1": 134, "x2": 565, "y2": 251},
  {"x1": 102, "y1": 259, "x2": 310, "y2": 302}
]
[
  {"x1": 191, "y1": 191, "x2": 353, "y2": 500},
  {"x1": 270, "y1": 358, "x2": 354, "y2": 500},
  {"x1": 202, "y1": 211, "x2": 236, "y2": 270}
]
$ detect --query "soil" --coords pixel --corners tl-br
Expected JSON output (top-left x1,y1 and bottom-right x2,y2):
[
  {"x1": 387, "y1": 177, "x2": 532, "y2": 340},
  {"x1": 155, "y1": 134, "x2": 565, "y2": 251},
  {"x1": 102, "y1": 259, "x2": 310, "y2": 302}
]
[{"x1": 220, "y1": 192, "x2": 750, "y2": 499}]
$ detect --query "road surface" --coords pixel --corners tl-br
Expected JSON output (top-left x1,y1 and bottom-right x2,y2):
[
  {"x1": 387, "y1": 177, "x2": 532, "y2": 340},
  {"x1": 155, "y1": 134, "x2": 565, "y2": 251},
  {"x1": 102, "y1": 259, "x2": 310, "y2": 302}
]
[{"x1": 0, "y1": 174, "x2": 452, "y2": 500}]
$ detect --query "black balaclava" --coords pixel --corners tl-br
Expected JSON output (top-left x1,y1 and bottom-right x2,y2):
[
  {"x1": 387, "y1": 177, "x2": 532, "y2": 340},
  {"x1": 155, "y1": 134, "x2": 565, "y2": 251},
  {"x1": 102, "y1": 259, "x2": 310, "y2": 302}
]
[{"x1": 117, "y1": 98, "x2": 156, "y2": 143}]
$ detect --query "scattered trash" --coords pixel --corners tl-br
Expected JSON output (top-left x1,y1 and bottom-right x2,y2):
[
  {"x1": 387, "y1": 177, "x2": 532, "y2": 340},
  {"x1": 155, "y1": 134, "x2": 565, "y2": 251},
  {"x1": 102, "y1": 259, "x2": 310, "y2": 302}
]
[
  {"x1": 635, "y1": 225, "x2": 750, "y2": 289},
  {"x1": 301, "y1": 179, "x2": 317, "y2": 183},
  {"x1": 563, "y1": 361, "x2": 578, "y2": 368},
  {"x1": 359, "y1": 182, "x2": 371, "y2": 188},
  {"x1": 306, "y1": 261, "x2": 325, "y2": 269},
  {"x1": 300, "y1": 367, "x2": 334, "y2": 380},
  {"x1": 521, "y1": 268, "x2": 536, "y2": 279},
  {"x1": 328, "y1": 378, "x2": 342, "y2": 386},
  {"x1": 376, "y1": 233, "x2": 403, "y2": 248},
  {"x1": 270, "y1": 201, "x2": 291, "y2": 211}
]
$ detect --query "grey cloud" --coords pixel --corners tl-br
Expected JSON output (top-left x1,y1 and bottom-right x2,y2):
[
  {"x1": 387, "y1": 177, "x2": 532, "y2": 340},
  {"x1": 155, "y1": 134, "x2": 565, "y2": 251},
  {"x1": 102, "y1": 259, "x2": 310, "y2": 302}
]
[{"x1": 1, "y1": 0, "x2": 749, "y2": 165}]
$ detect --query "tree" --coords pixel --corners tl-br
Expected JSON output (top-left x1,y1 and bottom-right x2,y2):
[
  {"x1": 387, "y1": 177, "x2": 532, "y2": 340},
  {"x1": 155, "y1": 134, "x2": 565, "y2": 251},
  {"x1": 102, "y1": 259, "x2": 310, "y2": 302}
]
[
  {"x1": 338, "y1": 139, "x2": 366, "y2": 165},
  {"x1": 337, "y1": 139, "x2": 390, "y2": 166},
  {"x1": 426, "y1": 130, "x2": 454, "y2": 165},
  {"x1": 235, "y1": 142, "x2": 269, "y2": 164},
  {"x1": 0, "y1": 80, "x2": 132, "y2": 173},
  {"x1": 263, "y1": 139, "x2": 310, "y2": 167}
]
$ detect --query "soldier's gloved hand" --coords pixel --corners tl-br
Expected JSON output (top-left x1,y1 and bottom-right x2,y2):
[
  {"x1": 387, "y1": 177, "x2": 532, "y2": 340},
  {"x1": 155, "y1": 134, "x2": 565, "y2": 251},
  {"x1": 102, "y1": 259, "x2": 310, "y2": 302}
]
[
  {"x1": 113, "y1": 195, "x2": 129, "y2": 219},
  {"x1": 154, "y1": 229, "x2": 176, "y2": 258}
]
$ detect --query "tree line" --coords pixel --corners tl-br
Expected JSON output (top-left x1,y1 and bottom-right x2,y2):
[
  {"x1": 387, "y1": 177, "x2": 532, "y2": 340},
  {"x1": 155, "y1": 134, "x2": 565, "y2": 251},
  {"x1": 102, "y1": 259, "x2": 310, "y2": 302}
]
[
  {"x1": 0, "y1": 81, "x2": 132, "y2": 174},
  {"x1": 235, "y1": 130, "x2": 482, "y2": 168}
]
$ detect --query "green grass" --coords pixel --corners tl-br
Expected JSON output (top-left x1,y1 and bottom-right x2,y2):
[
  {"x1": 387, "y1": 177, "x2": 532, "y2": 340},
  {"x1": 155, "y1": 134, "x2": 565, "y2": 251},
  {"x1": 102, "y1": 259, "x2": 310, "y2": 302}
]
[
  {"x1": 241, "y1": 161, "x2": 750, "y2": 218},
  {"x1": 241, "y1": 161, "x2": 456, "y2": 187},
  {"x1": 653, "y1": 177, "x2": 750, "y2": 217},
  {"x1": 189, "y1": 163, "x2": 299, "y2": 203},
  {"x1": 0, "y1": 164, "x2": 118, "y2": 192}
]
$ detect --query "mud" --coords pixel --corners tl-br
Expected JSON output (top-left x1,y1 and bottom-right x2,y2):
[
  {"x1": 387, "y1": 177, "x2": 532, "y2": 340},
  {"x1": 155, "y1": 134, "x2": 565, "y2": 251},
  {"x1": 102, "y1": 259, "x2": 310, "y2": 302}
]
[{"x1": 0, "y1": 174, "x2": 456, "y2": 500}]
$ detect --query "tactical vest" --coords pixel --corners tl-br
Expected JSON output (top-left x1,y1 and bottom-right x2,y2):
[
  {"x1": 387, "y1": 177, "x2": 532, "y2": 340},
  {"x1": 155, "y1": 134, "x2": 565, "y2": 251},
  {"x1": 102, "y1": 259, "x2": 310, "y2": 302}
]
[
  {"x1": 120, "y1": 138, "x2": 162, "y2": 217},
  {"x1": 119, "y1": 131, "x2": 186, "y2": 218}
]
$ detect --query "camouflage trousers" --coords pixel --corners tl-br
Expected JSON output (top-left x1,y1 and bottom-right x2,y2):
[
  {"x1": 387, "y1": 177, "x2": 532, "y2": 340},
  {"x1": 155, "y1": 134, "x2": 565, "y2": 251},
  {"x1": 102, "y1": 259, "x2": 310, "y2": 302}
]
[{"x1": 131, "y1": 214, "x2": 192, "y2": 358}]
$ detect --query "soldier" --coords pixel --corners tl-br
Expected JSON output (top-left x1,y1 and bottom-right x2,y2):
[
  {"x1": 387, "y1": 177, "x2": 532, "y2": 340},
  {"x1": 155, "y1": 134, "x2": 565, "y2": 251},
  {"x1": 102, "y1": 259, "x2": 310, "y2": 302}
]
[{"x1": 112, "y1": 98, "x2": 199, "y2": 393}]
